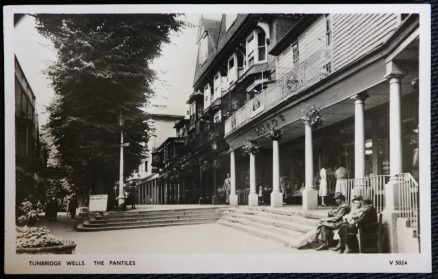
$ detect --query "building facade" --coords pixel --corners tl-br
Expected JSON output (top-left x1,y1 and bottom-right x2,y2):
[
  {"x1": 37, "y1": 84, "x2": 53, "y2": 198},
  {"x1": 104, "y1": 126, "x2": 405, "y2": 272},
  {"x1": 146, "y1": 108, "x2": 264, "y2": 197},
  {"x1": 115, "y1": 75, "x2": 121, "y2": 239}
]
[
  {"x1": 219, "y1": 13, "x2": 419, "y2": 253},
  {"x1": 138, "y1": 14, "x2": 420, "y2": 253},
  {"x1": 15, "y1": 56, "x2": 47, "y2": 203},
  {"x1": 128, "y1": 112, "x2": 185, "y2": 203}
]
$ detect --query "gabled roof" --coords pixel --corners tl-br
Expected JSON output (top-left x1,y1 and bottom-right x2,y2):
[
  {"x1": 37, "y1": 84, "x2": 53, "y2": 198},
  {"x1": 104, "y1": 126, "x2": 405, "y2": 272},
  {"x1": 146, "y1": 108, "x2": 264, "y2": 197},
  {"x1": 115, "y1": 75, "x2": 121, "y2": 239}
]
[
  {"x1": 194, "y1": 16, "x2": 222, "y2": 75},
  {"x1": 198, "y1": 17, "x2": 221, "y2": 47},
  {"x1": 193, "y1": 14, "x2": 250, "y2": 89}
]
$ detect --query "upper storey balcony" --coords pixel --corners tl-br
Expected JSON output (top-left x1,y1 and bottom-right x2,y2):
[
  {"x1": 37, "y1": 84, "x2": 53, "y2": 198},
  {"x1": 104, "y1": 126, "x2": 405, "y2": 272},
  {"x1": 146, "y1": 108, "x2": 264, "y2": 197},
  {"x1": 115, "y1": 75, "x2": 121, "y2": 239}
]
[{"x1": 225, "y1": 47, "x2": 332, "y2": 137}]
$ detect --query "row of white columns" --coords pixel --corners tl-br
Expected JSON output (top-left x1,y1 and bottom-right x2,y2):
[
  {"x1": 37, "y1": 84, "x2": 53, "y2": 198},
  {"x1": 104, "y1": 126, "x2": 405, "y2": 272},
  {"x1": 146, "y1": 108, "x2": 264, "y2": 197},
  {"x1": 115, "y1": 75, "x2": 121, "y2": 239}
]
[
  {"x1": 227, "y1": 67, "x2": 405, "y2": 212},
  {"x1": 138, "y1": 179, "x2": 169, "y2": 204},
  {"x1": 138, "y1": 180, "x2": 182, "y2": 205}
]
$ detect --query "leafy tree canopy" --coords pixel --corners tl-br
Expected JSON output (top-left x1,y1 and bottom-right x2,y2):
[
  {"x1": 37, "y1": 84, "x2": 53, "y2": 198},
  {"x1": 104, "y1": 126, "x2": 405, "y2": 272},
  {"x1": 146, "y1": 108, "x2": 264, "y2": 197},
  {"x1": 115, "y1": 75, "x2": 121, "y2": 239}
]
[{"x1": 34, "y1": 14, "x2": 185, "y2": 199}]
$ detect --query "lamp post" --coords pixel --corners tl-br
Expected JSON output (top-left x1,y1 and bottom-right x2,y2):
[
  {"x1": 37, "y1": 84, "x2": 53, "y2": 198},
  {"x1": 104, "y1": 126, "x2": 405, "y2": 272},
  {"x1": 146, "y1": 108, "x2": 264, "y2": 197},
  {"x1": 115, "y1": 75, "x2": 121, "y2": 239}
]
[
  {"x1": 117, "y1": 114, "x2": 126, "y2": 207},
  {"x1": 211, "y1": 140, "x2": 218, "y2": 204}
]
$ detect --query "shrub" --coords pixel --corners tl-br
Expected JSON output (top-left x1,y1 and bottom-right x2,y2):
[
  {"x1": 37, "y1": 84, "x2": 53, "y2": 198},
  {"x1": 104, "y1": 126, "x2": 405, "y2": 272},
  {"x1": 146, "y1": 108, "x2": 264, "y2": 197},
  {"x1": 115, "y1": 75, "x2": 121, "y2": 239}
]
[
  {"x1": 17, "y1": 200, "x2": 39, "y2": 226},
  {"x1": 16, "y1": 226, "x2": 63, "y2": 248}
]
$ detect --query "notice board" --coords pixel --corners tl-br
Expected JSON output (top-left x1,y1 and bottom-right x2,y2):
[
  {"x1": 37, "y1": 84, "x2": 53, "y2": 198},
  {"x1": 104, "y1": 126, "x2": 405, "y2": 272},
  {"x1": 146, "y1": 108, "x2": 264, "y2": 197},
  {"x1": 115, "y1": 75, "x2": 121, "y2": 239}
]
[{"x1": 89, "y1": 194, "x2": 108, "y2": 212}]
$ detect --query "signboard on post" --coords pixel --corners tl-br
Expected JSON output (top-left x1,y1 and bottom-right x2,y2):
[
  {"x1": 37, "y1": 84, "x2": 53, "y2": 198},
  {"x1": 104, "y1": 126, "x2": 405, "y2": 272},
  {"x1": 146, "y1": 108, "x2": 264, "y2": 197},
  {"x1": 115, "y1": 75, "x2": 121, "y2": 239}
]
[{"x1": 89, "y1": 194, "x2": 108, "y2": 212}]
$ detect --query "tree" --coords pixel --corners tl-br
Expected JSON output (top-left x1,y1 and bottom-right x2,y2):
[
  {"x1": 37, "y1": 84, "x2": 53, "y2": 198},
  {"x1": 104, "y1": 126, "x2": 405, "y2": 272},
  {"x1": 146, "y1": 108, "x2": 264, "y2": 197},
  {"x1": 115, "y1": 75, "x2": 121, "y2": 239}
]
[{"x1": 34, "y1": 14, "x2": 184, "y2": 203}]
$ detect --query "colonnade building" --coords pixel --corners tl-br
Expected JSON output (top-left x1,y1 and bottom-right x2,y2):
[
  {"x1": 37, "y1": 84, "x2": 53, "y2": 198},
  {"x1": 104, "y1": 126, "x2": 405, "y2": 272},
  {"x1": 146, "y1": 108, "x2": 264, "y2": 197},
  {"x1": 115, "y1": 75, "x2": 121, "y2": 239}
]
[{"x1": 137, "y1": 13, "x2": 421, "y2": 253}]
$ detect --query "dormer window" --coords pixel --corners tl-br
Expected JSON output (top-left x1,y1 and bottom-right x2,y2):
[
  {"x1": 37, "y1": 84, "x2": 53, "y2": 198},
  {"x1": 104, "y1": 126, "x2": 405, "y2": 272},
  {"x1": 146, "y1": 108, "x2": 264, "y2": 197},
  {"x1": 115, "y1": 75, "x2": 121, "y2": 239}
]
[
  {"x1": 225, "y1": 14, "x2": 238, "y2": 31},
  {"x1": 198, "y1": 33, "x2": 208, "y2": 65}
]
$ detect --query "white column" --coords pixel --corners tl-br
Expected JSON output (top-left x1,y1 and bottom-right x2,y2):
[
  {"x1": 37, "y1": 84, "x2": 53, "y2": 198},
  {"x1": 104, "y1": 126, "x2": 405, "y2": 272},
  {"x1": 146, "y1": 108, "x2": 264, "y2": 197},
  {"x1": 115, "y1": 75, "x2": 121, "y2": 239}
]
[
  {"x1": 270, "y1": 132, "x2": 283, "y2": 207},
  {"x1": 382, "y1": 67, "x2": 404, "y2": 253},
  {"x1": 352, "y1": 93, "x2": 368, "y2": 179},
  {"x1": 229, "y1": 149, "x2": 238, "y2": 206},
  {"x1": 305, "y1": 122, "x2": 313, "y2": 189},
  {"x1": 248, "y1": 152, "x2": 258, "y2": 206},
  {"x1": 177, "y1": 183, "x2": 181, "y2": 204},
  {"x1": 164, "y1": 181, "x2": 168, "y2": 204},
  {"x1": 389, "y1": 76, "x2": 403, "y2": 176},
  {"x1": 302, "y1": 121, "x2": 318, "y2": 210},
  {"x1": 155, "y1": 181, "x2": 158, "y2": 204},
  {"x1": 117, "y1": 130, "x2": 125, "y2": 206}
]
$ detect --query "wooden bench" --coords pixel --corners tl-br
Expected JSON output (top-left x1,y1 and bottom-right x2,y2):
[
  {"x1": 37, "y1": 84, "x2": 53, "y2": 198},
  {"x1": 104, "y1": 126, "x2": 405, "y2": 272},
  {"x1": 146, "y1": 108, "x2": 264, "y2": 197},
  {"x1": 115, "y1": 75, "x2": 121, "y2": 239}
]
[{"x1": 357, "y1": 213, "x2": 383, "y2": 253}]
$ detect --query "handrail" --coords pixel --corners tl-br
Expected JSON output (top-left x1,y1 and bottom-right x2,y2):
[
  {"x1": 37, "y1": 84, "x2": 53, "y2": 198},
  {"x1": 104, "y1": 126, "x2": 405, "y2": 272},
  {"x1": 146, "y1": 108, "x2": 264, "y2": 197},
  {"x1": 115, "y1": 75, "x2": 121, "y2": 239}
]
[{"x1": 397, "y1": 172, "x2": 420, "y2": 243}]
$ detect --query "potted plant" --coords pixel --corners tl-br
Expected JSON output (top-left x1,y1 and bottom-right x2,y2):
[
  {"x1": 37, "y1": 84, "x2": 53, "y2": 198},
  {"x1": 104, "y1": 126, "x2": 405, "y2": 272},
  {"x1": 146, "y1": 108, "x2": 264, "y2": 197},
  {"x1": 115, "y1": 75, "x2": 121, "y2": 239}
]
[
  {"x1": 242, "y1": 138, "x2": 260, "y2": 155},
  {"x1": 301, "y1": 104, "x2": 324, "y2": 129}
]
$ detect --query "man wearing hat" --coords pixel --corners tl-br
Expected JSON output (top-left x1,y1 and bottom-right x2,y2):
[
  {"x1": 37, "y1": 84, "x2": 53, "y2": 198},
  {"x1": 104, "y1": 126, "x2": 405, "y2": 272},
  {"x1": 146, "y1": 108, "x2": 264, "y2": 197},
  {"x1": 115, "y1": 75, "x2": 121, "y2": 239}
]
[
  {"x1": 331, "y1": 195, "x2": 364, "y2": 252},
  {"x1": 338, "y1": 199, "x2": 378, "y2": 253},
  {"x1": 314, "y1": 192, "x2": 351, "y2": 250}
]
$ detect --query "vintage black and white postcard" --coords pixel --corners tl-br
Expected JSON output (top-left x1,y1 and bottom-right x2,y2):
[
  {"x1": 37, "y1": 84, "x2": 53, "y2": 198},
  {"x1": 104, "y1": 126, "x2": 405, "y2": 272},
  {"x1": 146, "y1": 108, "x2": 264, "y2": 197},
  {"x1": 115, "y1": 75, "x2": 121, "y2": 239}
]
[{"x1": 3, "y1": 4, "x2": 432, "y2": 274}]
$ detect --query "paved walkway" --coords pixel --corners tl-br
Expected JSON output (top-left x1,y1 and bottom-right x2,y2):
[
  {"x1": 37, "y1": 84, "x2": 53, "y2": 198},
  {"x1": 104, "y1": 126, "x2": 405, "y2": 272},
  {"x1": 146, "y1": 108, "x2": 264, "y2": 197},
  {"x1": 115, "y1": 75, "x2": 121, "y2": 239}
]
[{"x1": 37, "y1": 211, "x2": 332, "y2": 254}]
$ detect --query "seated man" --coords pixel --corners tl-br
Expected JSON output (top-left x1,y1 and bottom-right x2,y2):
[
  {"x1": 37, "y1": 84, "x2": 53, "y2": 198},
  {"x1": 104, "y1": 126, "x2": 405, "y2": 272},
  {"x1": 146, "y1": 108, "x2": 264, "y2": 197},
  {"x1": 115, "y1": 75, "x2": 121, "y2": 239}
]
[
  {"x1": 331, "y1": 195, "x2": 364, "y2": 253},
  {"x1": 338, "y1": 199, "x2": 377, "y2": 253},
  {"x1": 314, "y1": 192, "x2": 351, "y2": 250}
]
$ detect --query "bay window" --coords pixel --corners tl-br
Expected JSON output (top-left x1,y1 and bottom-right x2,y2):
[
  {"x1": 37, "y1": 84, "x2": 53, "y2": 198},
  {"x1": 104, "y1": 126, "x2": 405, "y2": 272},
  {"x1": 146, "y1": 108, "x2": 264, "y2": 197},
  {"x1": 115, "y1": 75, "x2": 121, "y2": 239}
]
[
  {"x1": 213, "y1": 110, "x2": 222, "y2": 123},
  {"x1": 246, "y1": 28, "x2": 267, "y2": 67},
  {"x1": 228, "y1": 54, "x2": 237, "y2": 86},
  {"x1": 204, "y1": 83, "x2": 212, "y2": 110},
  {"x1": 213, "y1": 72, "x2": 222, "y2": 101}
]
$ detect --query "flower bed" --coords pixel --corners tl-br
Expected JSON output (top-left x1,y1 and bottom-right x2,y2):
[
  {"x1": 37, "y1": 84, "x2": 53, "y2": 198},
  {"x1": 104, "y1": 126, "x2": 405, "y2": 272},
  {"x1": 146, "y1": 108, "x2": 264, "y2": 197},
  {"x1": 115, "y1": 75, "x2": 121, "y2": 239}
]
[{"x1": 16, "y1": 226, "x2": 76, "y2": 254}]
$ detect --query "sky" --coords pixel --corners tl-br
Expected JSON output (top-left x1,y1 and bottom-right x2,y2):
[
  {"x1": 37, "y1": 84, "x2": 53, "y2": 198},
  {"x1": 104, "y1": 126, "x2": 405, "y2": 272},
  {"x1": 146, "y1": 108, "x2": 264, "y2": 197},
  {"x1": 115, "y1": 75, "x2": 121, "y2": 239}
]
[{"x1": 13, "y1": 13, "x2": 221, "y2": 126}]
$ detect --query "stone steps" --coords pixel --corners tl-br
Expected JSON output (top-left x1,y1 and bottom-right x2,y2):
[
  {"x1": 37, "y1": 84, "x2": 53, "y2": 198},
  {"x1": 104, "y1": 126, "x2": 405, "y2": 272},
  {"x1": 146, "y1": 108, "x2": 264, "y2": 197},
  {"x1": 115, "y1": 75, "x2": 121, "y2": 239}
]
[
  {"x1": 77, "y1": 207, "x2": 225, "y2": 232},
  {"x1": 227, "y1": 211, "x2": 312, "y2": 233},
  {"x1": 102, "y1": 207, "x2": 226, "y2": 217},
  {"x1": 90, "y1": 212, "x2": 224, "y2": 224},
  {"x1": 221, "y1": 215, "x2": 303, "y2": 238},
  {"x1": 77, "y1": 205, "x2": 328, "y2": 250},
  {"x1": 217, "y1": 207, "x2": 326, "y2": 248},
  {"x1": 83, "y1": 215, "x2": 222, "y2": 228},
  {"x1": 229, "y1": 208, "x2": 320, "y2": 227},
  {"x1": 77, "y1": 220, "x2": 211, "y2": 232}
]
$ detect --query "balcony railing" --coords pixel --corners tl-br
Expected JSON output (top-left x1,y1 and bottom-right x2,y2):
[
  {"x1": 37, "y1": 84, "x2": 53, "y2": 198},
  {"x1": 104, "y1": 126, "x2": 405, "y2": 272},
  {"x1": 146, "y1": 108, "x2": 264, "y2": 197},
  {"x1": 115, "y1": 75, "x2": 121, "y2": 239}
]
[{"x1": 225, "y1": 48, "x2": 332, "y2": 136}]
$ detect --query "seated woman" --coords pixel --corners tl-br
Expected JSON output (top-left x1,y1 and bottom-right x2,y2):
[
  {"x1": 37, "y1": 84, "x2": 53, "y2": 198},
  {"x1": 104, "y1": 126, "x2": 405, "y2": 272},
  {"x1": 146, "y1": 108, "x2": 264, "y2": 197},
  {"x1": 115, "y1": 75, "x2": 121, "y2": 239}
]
[{"x1": 331, "y1": 195, "x2": 364, "y2": 253}]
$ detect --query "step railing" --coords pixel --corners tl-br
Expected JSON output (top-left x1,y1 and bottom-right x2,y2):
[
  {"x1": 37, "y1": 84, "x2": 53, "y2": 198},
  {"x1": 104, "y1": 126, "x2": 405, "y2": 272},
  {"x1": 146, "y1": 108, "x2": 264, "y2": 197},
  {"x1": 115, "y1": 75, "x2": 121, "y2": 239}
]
[
  {"x1": 397, "y1": 173, "x2": 420, "y2": 238},
  {"x1": 345, "y1": 175, "x2": 390, "y2": 213}
]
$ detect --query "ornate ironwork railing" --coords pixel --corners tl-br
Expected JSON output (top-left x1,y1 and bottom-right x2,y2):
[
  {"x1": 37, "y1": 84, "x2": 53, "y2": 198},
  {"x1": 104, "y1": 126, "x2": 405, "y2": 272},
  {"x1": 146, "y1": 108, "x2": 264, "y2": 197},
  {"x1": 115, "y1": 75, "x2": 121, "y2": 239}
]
[{"x1": 224, "y1": 48, "x2": 332, "y2": 136}]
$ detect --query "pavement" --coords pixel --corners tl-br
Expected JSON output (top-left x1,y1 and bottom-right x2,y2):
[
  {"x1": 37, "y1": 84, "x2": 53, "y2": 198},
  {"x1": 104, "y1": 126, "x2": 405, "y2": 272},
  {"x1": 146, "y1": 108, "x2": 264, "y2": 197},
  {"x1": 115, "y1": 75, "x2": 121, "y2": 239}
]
[{"x1": 36, "y1": 211, "x2": 333, "y2": 254}]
